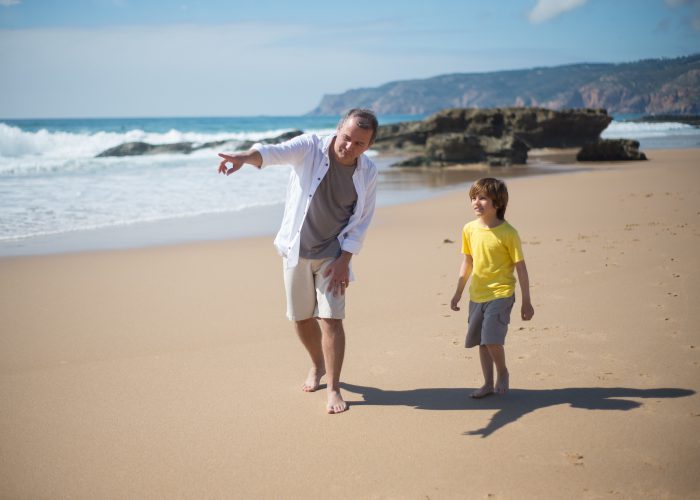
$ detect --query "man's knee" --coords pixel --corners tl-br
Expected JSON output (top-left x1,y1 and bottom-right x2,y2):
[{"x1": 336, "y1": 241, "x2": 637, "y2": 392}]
[
  {"x1": 295, "y1": 317, "x2": 316, "y2": 327},
  {"x1": 294, "y1": 317, "x2": 319, "y2": 334},
  {"x1": 319, "y1": 318, "x2": 344, "y2": 334}
]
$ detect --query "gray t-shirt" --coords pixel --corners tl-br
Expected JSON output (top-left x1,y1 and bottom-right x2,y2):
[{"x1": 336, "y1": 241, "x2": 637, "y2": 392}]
[{"x1": 299, "y1": 154, "x2": 357, "y2": 259}]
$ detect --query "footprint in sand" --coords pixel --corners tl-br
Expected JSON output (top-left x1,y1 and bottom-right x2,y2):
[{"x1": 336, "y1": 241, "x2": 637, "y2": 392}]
[{"x1": 565, "y1": 453, "x2": 585, "y2": 466}]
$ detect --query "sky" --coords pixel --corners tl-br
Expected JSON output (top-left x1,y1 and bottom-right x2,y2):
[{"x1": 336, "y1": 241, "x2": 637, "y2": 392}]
[{"x1": 0, "y1": 0, "x2": 698, "y2": 118}]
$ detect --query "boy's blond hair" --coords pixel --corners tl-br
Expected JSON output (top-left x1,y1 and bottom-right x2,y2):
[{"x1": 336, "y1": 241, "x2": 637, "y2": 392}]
[{"x1": 469, "y1": 178, "x2": 509, "y2": 220}]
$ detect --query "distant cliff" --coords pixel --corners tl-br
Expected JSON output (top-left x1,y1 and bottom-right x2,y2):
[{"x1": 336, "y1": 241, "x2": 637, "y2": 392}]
[{"x1": 309, "y1": 54, "x2": 700, "y2": 116}]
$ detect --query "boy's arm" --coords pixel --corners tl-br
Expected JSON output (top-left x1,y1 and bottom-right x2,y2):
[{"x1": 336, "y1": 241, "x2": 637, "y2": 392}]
[
  {"x1": 450, "y1": 254, "x2": 473, "y2": 311},
  {"x1": 515, "y1": 260, "x2": 534, "y2": 320}
]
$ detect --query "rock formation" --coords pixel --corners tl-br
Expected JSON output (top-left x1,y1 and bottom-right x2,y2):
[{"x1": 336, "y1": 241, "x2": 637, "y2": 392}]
[
  {"x1": 96, "y1": 130, "x2": 304, "y2": 158},
  {"x1": 576, "y1": 139, "x2": 647, "y2": 161},
  {"x1": 375, "y1": 107, "x2": 612, "y2": 166}
]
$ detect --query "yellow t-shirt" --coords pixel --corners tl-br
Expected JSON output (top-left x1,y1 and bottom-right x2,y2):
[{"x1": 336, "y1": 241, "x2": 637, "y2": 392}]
[{"x1": 461, "y1": 219, "x2": 524, "y2": 303}]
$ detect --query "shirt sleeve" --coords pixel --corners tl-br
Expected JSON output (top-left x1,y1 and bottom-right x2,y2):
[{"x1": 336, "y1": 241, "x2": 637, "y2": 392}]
[
  {"x1": 340, "y1": 161, "x2": 378, "y2": 256},
  {"x1": 508, "y1": 227, "x2": 525, "y2": 263},
  {"x1": 461, "y1": 223, "x2": 472, "y2": 255},
  {"x1": 252, "y1": 134, "x2": 312, "y2": 170}
]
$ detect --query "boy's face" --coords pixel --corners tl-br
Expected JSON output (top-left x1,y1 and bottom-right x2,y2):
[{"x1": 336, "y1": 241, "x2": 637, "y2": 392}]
[{"x1": 471, "y1": 192, "x2": 498, "y2": 219}]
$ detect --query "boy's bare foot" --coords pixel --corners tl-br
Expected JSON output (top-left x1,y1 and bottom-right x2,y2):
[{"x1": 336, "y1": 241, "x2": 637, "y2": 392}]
[
  {"x1": 326, "y1": 389, "x2": 348, "y2": 414},
  {"x1": 471, "y1": 384, "x2": 494, "y2": 399},
  {"x1": 302, "y1": 366, "x2": 325, "y2": 392},
  {"x1": 495, "y1": 372, "x2": 509, "y2": 395}
]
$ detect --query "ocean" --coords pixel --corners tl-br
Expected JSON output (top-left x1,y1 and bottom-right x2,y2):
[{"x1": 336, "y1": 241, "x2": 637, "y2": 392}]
[{"x1": 1, "y1": 114, "x2": 698, "y2": 256}]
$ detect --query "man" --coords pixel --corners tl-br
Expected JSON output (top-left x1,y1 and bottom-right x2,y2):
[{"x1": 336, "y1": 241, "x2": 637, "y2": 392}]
[{"x1": 217, "y1": 109, "x2": 378, "y2": 414}]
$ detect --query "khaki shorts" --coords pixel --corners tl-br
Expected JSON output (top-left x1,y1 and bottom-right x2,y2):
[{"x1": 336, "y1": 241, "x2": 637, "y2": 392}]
[
  {"x1": 283, "y1": 257, "x2": 345, "y2": 321},
  {"x1": 466, "y1": 295, "x2": 515, "y2": 348}
]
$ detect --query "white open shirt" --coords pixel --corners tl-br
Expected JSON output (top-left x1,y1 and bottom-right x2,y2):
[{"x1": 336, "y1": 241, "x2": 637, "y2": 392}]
[{"x1": 253, "y1": 133, "x2": 378, "y2": 276}]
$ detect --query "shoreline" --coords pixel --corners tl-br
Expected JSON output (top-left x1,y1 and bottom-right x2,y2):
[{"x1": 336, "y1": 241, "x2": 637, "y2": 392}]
[{"x1": 0, "y1": 149, "x2": 611, "y2": 258}]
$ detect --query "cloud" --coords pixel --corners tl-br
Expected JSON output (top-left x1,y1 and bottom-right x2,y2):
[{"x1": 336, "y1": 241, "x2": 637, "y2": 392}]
[
  {"x1": 0, "y1": 0, "x2": 21, "y2": 6},
  {"x1": 528, "y1": 0, "x2": 588, "y2": 23},
  {"x1": 665, "y1": 0, "x2": 700, "y2": 31}
]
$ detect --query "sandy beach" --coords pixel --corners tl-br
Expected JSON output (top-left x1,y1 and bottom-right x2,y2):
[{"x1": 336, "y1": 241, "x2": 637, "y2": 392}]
[{"x1": 1, "y1": 149, "x2": 699, "y2": 498}]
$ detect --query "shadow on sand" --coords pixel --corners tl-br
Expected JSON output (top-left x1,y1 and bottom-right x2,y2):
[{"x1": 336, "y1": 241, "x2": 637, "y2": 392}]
[{"x1": 341, "y1": 383, "x2": 695, "y2": 437}]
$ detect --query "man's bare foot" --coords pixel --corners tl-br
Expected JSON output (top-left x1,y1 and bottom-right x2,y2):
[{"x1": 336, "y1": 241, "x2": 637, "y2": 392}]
[
  {"x1": 471, "y1": 384, "x2": 494, "y2": 399},
  {"x1": 495, "y1": 371, "x2": 509, "y2": 395},
  {"x1": 326, "y1": 389, "x2": 348, "y2": 414},
  {"x1": 302, "y1": 366, "x2": 325, "y2": 392}
]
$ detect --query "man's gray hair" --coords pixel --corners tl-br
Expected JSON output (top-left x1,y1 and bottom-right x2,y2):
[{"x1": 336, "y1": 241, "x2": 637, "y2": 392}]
[{"x1": 338, "y1": 108, "x2": 379, "y2": 144}]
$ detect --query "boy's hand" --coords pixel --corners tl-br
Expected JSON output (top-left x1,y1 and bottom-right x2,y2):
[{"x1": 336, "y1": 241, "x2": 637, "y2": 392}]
[
  {"x1": 521, "y1": 302, "x2": 534, "y2": 321},
  {"x1": 450, "y1": 294, "x2": 462, "y2": 311}
]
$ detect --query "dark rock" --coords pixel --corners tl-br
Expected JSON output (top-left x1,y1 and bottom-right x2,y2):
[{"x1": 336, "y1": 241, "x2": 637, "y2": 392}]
[
  {"x1": 394, "y1": 133, "x2": 529, "y2": 167},
  {"x1": 375, "y1": 107, "x2": 611, "y2": 151},
  {"x1": 576, "y1": 139, "x2": 647, "y2": 161},
  {"x1": 197, "y1": 140, "x2": 229, "y2": 150},
  {"x1": 96, "y1": 141, "x2": 196, "y2": 157},
  {"x1": 96, "y1": 142, "x2": 156, "y2": 157},
  {"x1": 376, "y1": 107, "x2": 610, "y2": 167},
  {"x1": 237, "y1": 130, "x2": 304, "y2": 150},
  {"x1": 480, "y1": 135, "x2": 530, "y2": 166},
  {"x1": 96, "y1": 130, "x2": 304, "y2": 157},
  {"x1": 508, "y1": 108, "x2": 612, "y2": 148},
  {"x1": 426, "y1": 133, "x2": 485, "y2": 163},
  {"x1": 391, "y1": 156, "x2": 433, "y2": 167}
]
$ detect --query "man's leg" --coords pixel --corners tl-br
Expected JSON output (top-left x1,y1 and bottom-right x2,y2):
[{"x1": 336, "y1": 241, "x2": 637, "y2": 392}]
[
  {"x1": 319, "y1": 318, "x2": 347, "y2": 414},
  {"x1": 472, "y1": 345, "x2": 495, "y2": 399},
  {"x1": 486, "y1": 344, "x2": 509, "y2": 395},
  {"x1": 295, "y1": 318, "x2": 326, "y2": 392}
]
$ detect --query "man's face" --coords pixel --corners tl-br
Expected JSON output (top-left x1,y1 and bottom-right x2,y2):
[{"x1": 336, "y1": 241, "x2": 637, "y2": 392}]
[{"x1": 332, "y1": 118, "x2": 374, "y2": 166}]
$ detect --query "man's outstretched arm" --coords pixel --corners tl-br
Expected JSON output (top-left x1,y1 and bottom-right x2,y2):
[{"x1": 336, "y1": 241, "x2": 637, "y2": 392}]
[{"x1": 217, "y1": 150, "x2": 263, "y2": 175}]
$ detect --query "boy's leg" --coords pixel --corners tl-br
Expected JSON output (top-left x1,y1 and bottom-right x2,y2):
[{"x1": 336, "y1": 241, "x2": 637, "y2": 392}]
[
  {"x1": 472, "y1": 345, "x2": 495, "y2": 398},
  {"x1": 475, "y1": 296, "x2": 514, "y2": 397},
  {"x1": 486, "y1": 344, "x2": 509, "y2": 395}
]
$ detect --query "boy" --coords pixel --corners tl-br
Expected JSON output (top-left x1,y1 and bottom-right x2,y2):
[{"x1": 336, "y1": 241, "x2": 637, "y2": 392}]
[{"x1": 450, "y1": 178, "x2": 534, "y2": 398}]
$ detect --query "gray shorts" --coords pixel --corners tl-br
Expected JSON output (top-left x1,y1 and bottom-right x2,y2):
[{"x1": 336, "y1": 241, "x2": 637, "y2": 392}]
[
  {"x1": 283, "y1": 257, "x2": 345, "y2": 321},
  {"x1": 466, "y1": 295, "x2": 515, "y2": 348}
]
